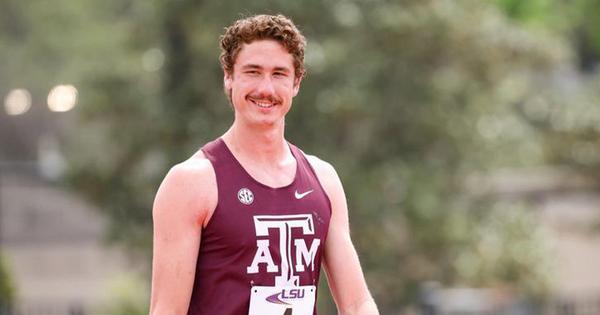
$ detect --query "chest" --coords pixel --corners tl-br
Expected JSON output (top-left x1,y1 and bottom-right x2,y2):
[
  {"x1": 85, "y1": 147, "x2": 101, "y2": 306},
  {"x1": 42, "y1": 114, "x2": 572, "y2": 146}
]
[
  {"x1": 236, "y1": 157, "x2": 297, "y2": 189},
  {"x1": 206, "y1": 185, "x2": 330, "y2": 248},
  {"x1": 201, "y1": 183, "x2": 331, "y2": 286}
]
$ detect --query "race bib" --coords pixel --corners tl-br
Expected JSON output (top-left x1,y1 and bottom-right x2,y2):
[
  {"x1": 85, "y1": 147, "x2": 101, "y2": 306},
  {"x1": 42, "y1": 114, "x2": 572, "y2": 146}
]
[{"x1": 248, "y1": 285, "x2": 316, "y2": 315}]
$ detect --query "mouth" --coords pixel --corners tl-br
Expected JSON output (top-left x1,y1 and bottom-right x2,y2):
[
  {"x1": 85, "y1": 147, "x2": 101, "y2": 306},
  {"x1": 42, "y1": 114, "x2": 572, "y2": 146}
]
[{"x1": 248, "y1": 97, "x2": 277, "y2": 109}]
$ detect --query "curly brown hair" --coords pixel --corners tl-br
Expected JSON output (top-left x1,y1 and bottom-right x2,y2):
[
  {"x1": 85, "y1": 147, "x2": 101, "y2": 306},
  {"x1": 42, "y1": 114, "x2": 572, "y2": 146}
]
[{"x1": 219, "y1": 14, "x2": 306, "y2": 79}]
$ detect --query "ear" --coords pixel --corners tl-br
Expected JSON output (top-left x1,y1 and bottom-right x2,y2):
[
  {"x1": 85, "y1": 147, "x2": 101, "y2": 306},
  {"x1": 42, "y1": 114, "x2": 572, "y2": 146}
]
[
  {"x1": 224, "y1": 70, "x2": 233, "y2": 91},
  {"x1": 292, "y1": 73, "x2": 303, "y2": 97}
]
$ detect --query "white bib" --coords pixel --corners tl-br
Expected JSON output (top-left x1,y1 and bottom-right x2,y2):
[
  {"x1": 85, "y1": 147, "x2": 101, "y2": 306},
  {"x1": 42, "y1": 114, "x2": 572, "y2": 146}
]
[{"x1": 248, "y1": 285, "x2": 316, "y2": 315}]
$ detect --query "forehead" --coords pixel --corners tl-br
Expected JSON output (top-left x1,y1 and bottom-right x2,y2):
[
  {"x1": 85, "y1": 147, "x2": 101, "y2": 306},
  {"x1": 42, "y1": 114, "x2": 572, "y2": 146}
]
[{"x1": 234, "y1": 39, "x2": 294, "y2": 70}]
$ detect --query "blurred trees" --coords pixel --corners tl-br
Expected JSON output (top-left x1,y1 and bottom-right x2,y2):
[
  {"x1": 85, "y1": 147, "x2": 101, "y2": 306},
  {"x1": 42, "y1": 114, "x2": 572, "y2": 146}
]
[
  {"x1": 0, "y1": 254, "x2": 15, "y2": 309},
  {"x1": 296, "y1": 2, "x2": 562, "y2": 309},
  {"x1": 492, "y1": 0, "x2": 600, "y2": 177},
  {"x1": 95, "y1": 274, "x2": 149, "y2": 315},
  {"x1": 493, "y1": 0, "x2": 600, "y2": 72},
  {"x1": 4, "y1": 0, "x2": 597, "y2": 312}
]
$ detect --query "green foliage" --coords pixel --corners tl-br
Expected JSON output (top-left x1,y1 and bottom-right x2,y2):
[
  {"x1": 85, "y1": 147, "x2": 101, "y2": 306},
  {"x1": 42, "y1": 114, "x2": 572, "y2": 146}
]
[
  {"x1": 451, "y1": 202, "x2": 555, "y2": 296},
  {"x1": 489, "y1": 0, "x2": 558, "y2": 26},
  {"x1": 63, "y1": 1, "x2": 564, "y2": 311},
  {"x1": 95, "y1": 274, "x2": 149, "y2": 315},
  {"x1": 4, "y1": 0, "x2": 593, "y2": 312},
  {"x1": 492, "y1": 0, "x2": 600, "y2": 70},
  {"x1": 493, "y1": 0, "x2": 600, "y2": 177},
  {"x1": 0, "y1": 253, "x2": 16, "y2": 308}
]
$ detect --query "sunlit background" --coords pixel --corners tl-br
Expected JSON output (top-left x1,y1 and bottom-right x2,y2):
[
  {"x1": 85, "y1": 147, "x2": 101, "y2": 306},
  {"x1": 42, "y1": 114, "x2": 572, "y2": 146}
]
[{"x1": 2, "y1": 0, "x2": 600, "y2": 314}]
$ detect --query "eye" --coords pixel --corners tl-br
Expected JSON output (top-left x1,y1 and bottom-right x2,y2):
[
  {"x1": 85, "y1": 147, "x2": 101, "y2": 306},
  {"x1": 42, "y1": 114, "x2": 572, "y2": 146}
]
[
  {"x1": 244, "y1": 70, "x2": 260, "y2": 76},
  {"x1": 273, "y1": 72, "x2": 287, "y2": 77}
]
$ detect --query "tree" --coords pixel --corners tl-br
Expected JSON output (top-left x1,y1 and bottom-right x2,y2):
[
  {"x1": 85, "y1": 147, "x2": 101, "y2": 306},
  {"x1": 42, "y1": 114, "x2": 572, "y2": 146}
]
[
  {"x1": 2, "y1": 0, "x2": 571, "y2": 312},
  {"x1": 0, "y1": 254, "x2": 15, "y2": 309}
]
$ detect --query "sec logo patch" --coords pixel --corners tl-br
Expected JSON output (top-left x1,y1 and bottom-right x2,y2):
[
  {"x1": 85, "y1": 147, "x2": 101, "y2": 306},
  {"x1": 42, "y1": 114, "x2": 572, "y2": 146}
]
[{"x1": 238, "y1": 187, "x2": 254, "y2": 205}]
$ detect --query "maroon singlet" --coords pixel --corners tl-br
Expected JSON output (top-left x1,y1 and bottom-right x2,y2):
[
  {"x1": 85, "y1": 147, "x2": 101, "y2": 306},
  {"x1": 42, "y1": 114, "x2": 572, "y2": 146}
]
[{"x1": 187, "y1": 138, "x2": 332, "y2": 315}]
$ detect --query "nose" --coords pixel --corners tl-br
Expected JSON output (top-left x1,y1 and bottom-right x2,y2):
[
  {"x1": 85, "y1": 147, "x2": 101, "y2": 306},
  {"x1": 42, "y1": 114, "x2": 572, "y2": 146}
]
[{"x1": 255, "y1": 75, "x2": 276, "y2": 97}]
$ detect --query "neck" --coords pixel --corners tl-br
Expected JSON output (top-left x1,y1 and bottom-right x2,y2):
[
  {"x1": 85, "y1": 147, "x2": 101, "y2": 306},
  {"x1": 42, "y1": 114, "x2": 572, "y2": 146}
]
[{"x1": 222, "y1": 119, "x2": 288, "y2": 164}]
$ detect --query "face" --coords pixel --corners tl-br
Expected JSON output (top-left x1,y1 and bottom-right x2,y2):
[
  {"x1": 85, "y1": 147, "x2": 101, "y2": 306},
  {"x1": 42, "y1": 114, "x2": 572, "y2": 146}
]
[{"x1": 224, "y1": 39, "x2": 302, "y2": 128}]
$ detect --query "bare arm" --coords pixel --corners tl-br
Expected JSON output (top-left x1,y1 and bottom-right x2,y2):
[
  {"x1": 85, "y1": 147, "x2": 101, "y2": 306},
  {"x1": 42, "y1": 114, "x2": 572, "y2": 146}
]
[
  {"x1": 307, "y1": 156, "x2": 379, "y2": 315},
  {"x1": 149, "y1": 157, "x2": 217, "y2": 315}
]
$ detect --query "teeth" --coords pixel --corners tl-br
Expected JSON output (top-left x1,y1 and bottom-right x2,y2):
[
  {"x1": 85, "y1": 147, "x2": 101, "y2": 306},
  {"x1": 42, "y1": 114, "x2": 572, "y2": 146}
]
[{"x1": 253, "y1": 100, "x2": 274, "y2": 108}]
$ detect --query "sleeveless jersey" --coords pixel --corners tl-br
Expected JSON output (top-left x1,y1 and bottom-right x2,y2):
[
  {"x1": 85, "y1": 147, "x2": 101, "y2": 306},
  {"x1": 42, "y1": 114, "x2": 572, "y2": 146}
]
[{"x1": 187, "y1": 138, "x2": 332, "y2": 315}]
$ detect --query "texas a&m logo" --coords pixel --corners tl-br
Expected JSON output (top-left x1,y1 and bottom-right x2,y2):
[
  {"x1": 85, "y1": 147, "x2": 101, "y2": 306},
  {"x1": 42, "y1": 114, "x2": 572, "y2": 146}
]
[{"x1": 246, "y1": 214, "x2": 321, "y2": 286}]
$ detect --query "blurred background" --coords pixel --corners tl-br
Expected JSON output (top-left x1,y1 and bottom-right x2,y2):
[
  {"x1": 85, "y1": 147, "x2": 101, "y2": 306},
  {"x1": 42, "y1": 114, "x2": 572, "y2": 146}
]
[{"x1": 1, "y1": 0, "x2": 600, "y2": 314}]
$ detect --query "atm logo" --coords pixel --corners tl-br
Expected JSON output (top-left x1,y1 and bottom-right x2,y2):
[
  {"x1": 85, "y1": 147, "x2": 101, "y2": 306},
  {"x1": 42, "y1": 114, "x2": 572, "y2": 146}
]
[
  {"x1": 266, "y1": 289, "x2": 306, "y2": 305},
  {"x1": 246, "y1": 214, "x2": 321, "y2": 286}
]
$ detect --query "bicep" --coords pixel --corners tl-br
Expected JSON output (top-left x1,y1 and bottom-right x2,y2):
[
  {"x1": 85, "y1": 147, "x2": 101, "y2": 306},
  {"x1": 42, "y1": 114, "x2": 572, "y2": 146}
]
[{"x1": 149, "y1": 165, "x2": 215, "y2": 315}]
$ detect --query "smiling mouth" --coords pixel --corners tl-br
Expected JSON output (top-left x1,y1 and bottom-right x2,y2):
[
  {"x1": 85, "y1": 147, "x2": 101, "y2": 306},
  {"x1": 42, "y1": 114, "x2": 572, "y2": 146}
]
[{"x1": 248, "y1": 97, "x2": 277, "y2": 109}]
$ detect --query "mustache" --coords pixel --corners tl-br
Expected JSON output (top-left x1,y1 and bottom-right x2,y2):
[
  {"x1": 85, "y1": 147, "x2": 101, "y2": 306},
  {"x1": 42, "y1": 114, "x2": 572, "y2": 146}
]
[{"x1": 247, "y1": 94, "x2": 281, "y2": 103}]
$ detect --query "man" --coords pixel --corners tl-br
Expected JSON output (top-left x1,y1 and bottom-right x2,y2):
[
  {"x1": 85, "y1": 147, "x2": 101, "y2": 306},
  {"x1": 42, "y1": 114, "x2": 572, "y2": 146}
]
[{"x1": 150, "y1": 14, "x2": 379, "y2": 315}]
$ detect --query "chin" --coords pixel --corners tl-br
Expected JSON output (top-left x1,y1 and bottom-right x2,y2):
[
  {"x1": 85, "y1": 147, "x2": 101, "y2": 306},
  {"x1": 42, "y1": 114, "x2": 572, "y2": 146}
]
[{"x1": 251, "y1": 116, "x2": 282, "y2": 127}]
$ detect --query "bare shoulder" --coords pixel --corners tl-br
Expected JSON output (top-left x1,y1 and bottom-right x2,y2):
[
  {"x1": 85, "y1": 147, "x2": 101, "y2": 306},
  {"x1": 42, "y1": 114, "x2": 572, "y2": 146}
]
[
  {"x1": 305, "y1": 154, "x2": 343, "y2": 194},
  {"x1": 305, "y1": 154, "x2": 336, "y2": 176},
  {"x1": 153, "y1": 150, "x2": 217, "y2": 226},
  {"x1": 305, "y1": 154, "x2": 349, "y2": 231},
  {"x1": 161, "y1": 151, "x2": 215, "y2": 196},
  {"x1": 171, "y1": 150, "x2": 215, "y2": 182}
]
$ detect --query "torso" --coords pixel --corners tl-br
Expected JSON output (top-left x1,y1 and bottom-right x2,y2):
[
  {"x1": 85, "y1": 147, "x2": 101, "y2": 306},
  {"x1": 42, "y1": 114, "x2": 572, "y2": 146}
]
[{"x1": 187, "y1": 138, "x2": 332, "y2": 315}]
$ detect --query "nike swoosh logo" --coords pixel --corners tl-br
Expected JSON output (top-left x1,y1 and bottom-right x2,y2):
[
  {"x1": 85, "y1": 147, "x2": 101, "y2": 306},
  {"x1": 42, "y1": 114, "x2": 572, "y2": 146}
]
[{"x1": 295, "y1": 189, "x2": 313, "y2": 199}]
